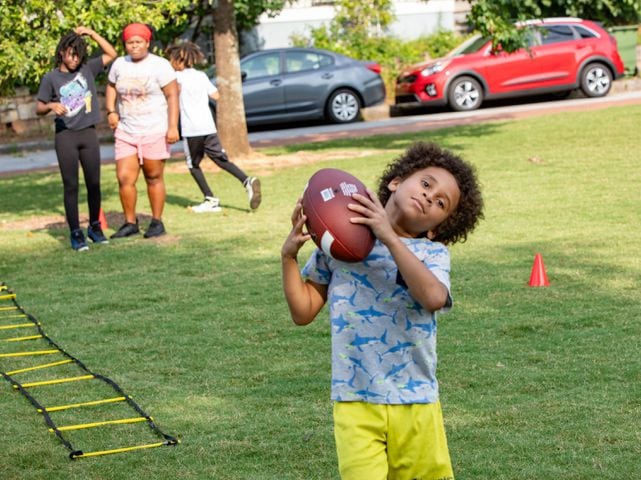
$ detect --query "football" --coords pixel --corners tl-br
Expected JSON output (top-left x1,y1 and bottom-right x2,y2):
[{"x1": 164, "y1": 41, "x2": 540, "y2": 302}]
[{"x1": 302, "y1": 168, "x2": 375, "y2": 262}]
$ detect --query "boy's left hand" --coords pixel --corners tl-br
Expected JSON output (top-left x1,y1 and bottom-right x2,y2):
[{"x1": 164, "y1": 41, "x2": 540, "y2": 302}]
[{"x1": 349, "y1": 189, "x2": 396, "y2": 244}]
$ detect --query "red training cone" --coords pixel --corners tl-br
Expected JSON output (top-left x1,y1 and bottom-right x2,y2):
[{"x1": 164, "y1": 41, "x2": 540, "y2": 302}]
[
  {"x1": 528, "y1": 253, "x2": 550, "y2": 287},
  {"x1": 99, "y1": 208, "x2": 108, "y2": 231}
]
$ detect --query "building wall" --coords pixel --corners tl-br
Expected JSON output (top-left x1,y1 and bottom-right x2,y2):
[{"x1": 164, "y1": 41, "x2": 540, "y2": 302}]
[{"x1": 255, "y1": 0, "x2": 461, "y2": 49}]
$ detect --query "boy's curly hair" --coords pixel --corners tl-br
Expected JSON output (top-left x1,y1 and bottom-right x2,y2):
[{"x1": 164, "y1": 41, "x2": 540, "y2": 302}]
[
  {"x1": 166, "y1": 41, "x2": 205, "y2": 68},
  {"x1": 55, "y1": 32, "x2": 88, "y2": 68},
  {"x1": 377, "y1": 142, "x2": 484, "y2": 245}
]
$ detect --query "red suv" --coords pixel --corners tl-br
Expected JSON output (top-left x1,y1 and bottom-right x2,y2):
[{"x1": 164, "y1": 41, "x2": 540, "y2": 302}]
[{"x1": 394, "y1": 18, "x2": 625, "y2": 112}]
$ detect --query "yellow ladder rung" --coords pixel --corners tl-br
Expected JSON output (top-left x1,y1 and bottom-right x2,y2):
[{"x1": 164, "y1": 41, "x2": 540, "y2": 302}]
[
  {"x1": 0, "y1": 314, "x2": 27, "y2": 318},
  {"x1": 2, "y1": 334, "x2": 43, "y2": 342},
  {"x1": 0, "y1": 323, "x2": 37, "y2": 330},
  {"x1": 50, "y1": 416, "x2": 151, "y2": 432},
  {"x1": 72, "y1": 440, "x2": 177, "y2": 459},
  {"x1": 0, "y1": 293, "x2": 16, "y2": 300},
  {"x1": 0, "y1": 349, "x2": 58, "y2": 358},
  {"x1": 15, "y1": 374, "x2": 94, "y2": 389},
  {"x1": 40, "y1": 396, "x2": 127, "y2": 413},
  {"x1": 6, "y1": 359, "x2": 73, "y2": 376},
  {"x1": 0, "y1": 306, "x2": 19, "y2": 311}
]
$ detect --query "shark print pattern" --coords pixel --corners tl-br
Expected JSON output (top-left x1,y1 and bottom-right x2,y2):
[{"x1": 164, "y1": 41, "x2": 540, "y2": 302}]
[{"x1": 302, "y1": 238, "x2": 452, "y2": 404}]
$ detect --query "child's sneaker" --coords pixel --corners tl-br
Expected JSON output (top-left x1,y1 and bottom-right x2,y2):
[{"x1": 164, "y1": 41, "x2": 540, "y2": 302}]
[
  {"x1": 144, "y1": 218, "x2": 166, "y2": 238},
  {"x1": 70, "y1": 229, "x2": 89, "y2": 252},
  {"x1": 244, "y1": 177, "x2": 261, "y2": 210},
  {"x1": 191, "y1": 196, "x2": 221, "y2": 213},
  {"x1": 87, "y1": 221, "x2": 109, "y2": 244}
]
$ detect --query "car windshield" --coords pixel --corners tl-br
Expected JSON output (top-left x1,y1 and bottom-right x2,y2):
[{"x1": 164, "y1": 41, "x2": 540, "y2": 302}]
[{"x1": 449, "y1": 34, "x2": 490, "y2": 56}]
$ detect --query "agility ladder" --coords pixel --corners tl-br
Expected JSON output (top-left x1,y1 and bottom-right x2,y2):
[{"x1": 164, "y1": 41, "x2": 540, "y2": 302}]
[{"x1": 0, "y1": 283, "x2": 179, "y2": 459}]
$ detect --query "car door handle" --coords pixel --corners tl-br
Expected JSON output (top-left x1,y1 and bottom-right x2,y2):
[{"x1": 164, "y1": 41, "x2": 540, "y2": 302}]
[
  {"x1": 322, "y1": 73, "x2": 333, "y2": 79},
  {"x1": 270, "y1": 79, "x2": 282, "y2": 86}
]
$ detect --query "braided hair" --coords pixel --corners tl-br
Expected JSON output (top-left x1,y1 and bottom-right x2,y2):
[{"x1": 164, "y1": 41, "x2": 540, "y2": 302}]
[
  {"x1": 54, "y1": 32, "x2": 88, "y2": 68},
  {"x1": 166, "y1": 41, "x2": 205, "y2": 68}
]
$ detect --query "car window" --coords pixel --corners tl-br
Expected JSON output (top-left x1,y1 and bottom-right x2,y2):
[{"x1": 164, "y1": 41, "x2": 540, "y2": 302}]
[
  {"x1": 450, "y1": 35, "x2": 490, "y2": 56},
  {"x1": 242, "y1": 52, "x2": 280, "y2": 80},
  {"x1": 540, "y1": 25, "x2": 576, "y2": 45},
  {"x1": 574, "y1": 25, "x2": 598, "y2": 39},
  {"x1": 285, "y1": 51, "x2": 333, "y2": 73}
]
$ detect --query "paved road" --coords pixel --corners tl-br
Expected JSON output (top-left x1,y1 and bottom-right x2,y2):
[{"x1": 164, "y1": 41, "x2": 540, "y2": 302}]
[{"x1": 2, "y1": 90, "x2": 641, "y2": 176}]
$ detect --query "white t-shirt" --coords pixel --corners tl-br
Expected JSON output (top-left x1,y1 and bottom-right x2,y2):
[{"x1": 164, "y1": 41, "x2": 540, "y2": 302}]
[
  {"x1": 108, "y1": 54, "x2": 176, "y2": 135},
  {"x1": 175, "y1": 68, "x2": 218, "y2": 137}
]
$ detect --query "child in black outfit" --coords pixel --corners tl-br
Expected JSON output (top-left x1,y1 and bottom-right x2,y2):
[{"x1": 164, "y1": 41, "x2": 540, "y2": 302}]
[{"x1": 36, "y1": 26, "x2": 117, "y2": 251}]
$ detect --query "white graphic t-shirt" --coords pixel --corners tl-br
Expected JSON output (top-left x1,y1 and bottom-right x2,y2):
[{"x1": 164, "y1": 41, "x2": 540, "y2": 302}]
[{"x1": 108, "y1": 53, "x2": 176, "y2": 135}]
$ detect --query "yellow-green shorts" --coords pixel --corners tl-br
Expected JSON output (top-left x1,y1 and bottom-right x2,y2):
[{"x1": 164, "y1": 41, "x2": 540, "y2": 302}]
[{"x1": 333, "y1": 401, "x2": 454, "y2": 480}]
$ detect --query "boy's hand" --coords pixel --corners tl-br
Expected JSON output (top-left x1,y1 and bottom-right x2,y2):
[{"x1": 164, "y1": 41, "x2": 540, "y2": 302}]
[
  {"x1": 47, "y1": 102, "x2": 68, "y2": 116},
  {"x1": 74, "y1": 26, "x2": 93, "y2": 37},
  {"x1": 281, "y1": 198, "x2": 311, "y2": 259},
  {"x1": 349, "y1": 189, "x2": 397, "y2": 245}
]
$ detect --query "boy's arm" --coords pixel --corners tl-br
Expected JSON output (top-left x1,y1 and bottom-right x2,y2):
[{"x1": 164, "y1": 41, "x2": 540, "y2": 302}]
[
  {"x1": 350, "y1": 190, "x2": 449, "y2": 312},
  {"x1": 385, "y1": 239, "x2": 449, "y2": 311},
  {"x1": 74, "y1": 26, "x2": 117, "y2": 66},
  {"x1": 105, "y1": 82, "x2": 118, "y2": 130},
  {"x1": 281, "y1": 199, "x2": 328, "y2": 325},
  {"x1": 282, "y1": 257, "x2": 327, "y2": 325}
]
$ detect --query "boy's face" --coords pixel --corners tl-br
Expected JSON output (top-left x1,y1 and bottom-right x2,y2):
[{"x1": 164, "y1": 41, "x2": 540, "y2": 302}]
[
  {"x1": 170, "y1": 58, "x2": 185, "y2": 71},
  {"x1": 125, "y1": 36, "x2": 150, "y2": 61},
  {"x1": 60, "y1": 48, "x2": 80, "y2": 72},
  {"x1": 386, "y1": 167, "x2": 460, "y2": 239}
]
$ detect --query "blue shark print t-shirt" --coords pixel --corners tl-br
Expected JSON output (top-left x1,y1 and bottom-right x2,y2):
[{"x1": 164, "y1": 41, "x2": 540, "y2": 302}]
[
  {"x1": 37, "y1": 57, "x2": 104, "y2": 133},
  {"x1": 302, "y1": 238, "x2": 452, "y2": 405}
]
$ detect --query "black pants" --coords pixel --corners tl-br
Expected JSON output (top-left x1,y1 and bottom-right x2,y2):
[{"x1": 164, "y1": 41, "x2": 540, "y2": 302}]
[
  {"x1": 183, "y1": 134, "x2": 247, "y2": 198},
  {"x1": 54, "y1": 127, "x2": 102, "y2": 231}
]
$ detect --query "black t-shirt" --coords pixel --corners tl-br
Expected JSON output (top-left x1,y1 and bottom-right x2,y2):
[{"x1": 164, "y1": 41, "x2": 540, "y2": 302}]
[{"x1": 37, "y1": 56, "x2": 104, "y2": 133}]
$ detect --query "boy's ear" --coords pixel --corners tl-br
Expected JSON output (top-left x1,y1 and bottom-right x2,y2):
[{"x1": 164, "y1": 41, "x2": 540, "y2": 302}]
[{"x1": 387, "y1": 177, "x2": 401, "y2": 192}]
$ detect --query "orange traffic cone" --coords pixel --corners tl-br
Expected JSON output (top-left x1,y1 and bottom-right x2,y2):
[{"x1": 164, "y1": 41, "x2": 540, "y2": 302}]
[
  {"x1": 528, "y1": 253, "x2": 550, "y2": 287},
  {"x1": 99, "y1": 208, "x2": 108, "y2": 231}
]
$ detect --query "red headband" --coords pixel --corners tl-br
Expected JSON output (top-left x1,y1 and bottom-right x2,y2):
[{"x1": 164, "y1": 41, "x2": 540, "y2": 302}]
[{"x1": 122, "y1": 23, "x2": 152, "y2": 42}]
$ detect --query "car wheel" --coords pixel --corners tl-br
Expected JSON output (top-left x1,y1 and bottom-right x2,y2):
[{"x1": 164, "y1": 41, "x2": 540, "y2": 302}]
[
  {"x1": 326, "y1": 89, "x2": 361, "y2": 123},
  {"x1": 580, "y1": 63, "x2": 613, "y2": 98},
  {"x1": 448, "y1": 76, "x2": 483, "y2": 111}
]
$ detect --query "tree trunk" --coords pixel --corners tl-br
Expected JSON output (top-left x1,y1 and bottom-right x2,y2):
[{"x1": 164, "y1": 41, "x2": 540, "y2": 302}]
[{"x1": 212, "y1": 0, "x2": 253, "y2": 159}]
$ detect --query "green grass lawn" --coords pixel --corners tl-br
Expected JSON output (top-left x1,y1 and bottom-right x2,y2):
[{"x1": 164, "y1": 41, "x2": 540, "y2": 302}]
[{"x1": 1, "y1": 104, "x2": 641, "y2": 479}]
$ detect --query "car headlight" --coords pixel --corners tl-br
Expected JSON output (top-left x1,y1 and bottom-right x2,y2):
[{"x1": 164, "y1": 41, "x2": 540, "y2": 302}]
[{"x1": 420, "y1": 61, "x2": 449, "y2": 77}]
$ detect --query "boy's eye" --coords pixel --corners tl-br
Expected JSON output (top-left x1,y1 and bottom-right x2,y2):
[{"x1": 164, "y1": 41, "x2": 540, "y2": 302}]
[{"x1": 422, "y1": 180, "x2": 429, "y2": 188}]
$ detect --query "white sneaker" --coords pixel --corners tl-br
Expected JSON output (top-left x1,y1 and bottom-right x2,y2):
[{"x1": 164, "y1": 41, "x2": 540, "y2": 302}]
[
  {"x1": 244, "y1": 177, "x2": 261, "y2": 210},
  {"x1": 191, "y1": 197, "x2": 221, "y2": 213}
]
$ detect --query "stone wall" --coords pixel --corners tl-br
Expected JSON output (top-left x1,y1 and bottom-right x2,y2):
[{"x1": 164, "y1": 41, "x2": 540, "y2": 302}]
[{"x1": 0, "y1": 87, "x2": 108, "y2": 141}]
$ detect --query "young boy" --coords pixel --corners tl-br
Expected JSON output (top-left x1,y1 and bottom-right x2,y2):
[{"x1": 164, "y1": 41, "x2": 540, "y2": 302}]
[
  {"x1": 36, "y1": 26, "x2": 117, "y2": 250},
  {"x1": 281, "y1": 142, "x2": 484, "y2": 480},
  {"x1": 166, "y1": 42, "x2": 261, "y2": 213}
]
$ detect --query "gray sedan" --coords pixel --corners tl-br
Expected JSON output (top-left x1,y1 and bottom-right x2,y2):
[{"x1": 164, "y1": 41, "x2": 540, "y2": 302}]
[{"x1": 213, "y1": 47, "x2": 386, "y2": 126}]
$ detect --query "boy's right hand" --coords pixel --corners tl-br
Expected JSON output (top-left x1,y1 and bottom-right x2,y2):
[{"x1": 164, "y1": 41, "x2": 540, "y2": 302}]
[
  {"x1": 48, "y1": 102, "x2": 68, "y2": 116},
  {"x1": 281, "y1": 198, "x2": 311, "y2": 259}
]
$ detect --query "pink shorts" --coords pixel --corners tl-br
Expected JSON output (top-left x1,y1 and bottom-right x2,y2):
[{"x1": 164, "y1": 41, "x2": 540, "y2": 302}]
[{"x1": 115, "y1": 129, "x2": 170, "y2": 163}]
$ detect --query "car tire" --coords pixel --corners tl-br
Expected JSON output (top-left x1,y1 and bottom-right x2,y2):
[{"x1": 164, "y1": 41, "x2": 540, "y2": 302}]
[
  {"x1": 448, "y1": 76, "x2": 483, "y2": 111},
  {"x1": 580, "y1": 63, "x2": 613, "y2": 98},
  {"x1": 326, "y1": 89, "x2": 361, "y2": 123}
]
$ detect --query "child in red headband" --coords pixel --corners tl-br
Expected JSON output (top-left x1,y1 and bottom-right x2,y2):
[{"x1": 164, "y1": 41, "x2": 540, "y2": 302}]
[
  {"x1": 122, "y1": 23, "x2": 152, "y2": 42},
  {"x1": 105, "y1": 22, "x2": 179, "y2": 239}
]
